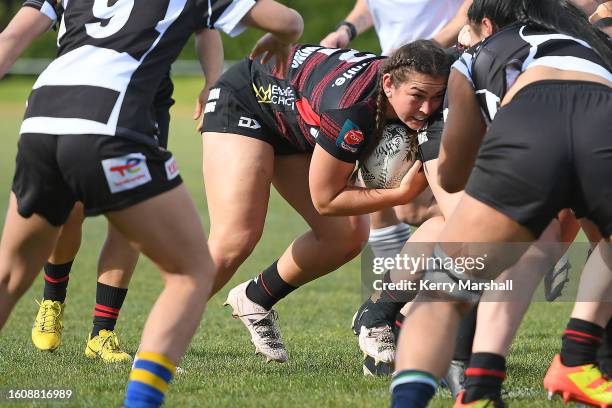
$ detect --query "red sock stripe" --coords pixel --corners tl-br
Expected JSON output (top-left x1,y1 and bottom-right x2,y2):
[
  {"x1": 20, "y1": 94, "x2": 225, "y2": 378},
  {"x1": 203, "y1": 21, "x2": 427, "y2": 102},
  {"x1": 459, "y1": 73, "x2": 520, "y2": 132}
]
[
  {"x1": 465, "y1": 368, "x2": 507, "y2": 379},
  {"x1": 566, "y1": 335, "x2": 592, "y2": 344},
  {"x1": 95, "y1": 304, "x2": 121, "y2": 314},
  {"x1": 259, "y1": 274, "x2": 278, "y2": 300},
  {"x1": 94, "y1": 310, "x2": 118, "y2": 319},
  {"x1": 44, "y1": 274, "x2": 69, "y2": 284},
  {"x1": 564, "y1": 329, "x2": 602, "y2": 342}
]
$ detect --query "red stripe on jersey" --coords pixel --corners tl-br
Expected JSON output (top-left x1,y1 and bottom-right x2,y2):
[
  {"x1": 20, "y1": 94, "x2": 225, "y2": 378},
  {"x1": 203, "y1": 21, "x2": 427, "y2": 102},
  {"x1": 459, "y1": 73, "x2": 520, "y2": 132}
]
[
  {"x1": 274, "y1": 111, "x2": 291, "y2": 144},
  {"x1": 292, "y1": 53, "x2": 327, "y2": 91},
  {"x1": 319, "y1": 114, "x2": 342, "y2": 145},
  {"x1": 311, "y1": 63, "x2": 348, "y2": 110},
  {"x1": 296, "y1": 98, "x2": 320, "y2": 126},
  {"x1": 341, "y1": 61, "x2": 382, "y2": 108},
  {"x1": 296, "y1": 117, "x2": 315, "y2": 146}
]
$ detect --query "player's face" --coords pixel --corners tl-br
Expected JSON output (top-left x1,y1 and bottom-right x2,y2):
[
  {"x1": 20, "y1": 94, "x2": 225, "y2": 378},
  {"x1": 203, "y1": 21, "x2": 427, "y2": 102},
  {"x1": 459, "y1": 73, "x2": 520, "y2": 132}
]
[{"x1": 384, "y1": 72, "x2": 447, "y2": 130}]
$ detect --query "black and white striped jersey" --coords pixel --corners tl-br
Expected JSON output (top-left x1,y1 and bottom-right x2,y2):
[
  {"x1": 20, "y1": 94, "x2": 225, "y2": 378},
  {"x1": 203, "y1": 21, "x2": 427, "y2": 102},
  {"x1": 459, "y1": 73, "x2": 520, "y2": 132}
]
[
  {"x1": 453, "y1": 24, "x2": 612, "y2": 124},
  {"x1": 20, "y1": 0, "x2": 256, "y2": 141}
]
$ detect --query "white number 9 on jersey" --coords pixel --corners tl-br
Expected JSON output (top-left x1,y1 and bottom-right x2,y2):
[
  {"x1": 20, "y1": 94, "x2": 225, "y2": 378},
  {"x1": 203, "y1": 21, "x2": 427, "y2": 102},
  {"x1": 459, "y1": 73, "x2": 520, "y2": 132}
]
[{"x1": 85, "y1": 0, "x2": 135, "y2": 39}]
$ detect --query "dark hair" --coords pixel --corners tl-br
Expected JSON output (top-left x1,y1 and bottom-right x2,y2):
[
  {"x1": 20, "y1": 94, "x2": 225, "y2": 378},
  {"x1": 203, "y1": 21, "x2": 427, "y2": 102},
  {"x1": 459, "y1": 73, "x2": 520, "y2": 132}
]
[
  {"x1": 363, "y1": 40, "x2": 453, "y2": 161},
  {"x1": 467, "y1": 0, "x2": 612, "y2": 70}
]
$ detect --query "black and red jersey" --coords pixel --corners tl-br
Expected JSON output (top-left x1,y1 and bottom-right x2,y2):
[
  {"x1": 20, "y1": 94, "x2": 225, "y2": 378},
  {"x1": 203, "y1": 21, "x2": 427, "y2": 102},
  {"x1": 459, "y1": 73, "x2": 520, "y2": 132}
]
[{"x1": 249, "y1": 45, "x2": 385, "y2": 162}]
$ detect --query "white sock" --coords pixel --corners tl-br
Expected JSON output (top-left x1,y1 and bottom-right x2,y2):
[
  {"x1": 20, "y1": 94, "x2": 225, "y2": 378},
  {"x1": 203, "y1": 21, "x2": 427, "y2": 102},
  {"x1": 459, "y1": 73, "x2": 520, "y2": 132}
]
[{"x1": 369, "y1": 223, "x2": 412, "y2": 259}]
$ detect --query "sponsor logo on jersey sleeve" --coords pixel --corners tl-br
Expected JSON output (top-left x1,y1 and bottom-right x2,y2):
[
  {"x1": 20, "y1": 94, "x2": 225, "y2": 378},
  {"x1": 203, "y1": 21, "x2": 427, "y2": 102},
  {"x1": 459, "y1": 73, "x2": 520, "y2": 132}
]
[
  {"x1": 102, "y1": 153, "x2": 152, "y2": 193},
  {"x1": 337, "y1": 119, "x2": 365, "y2": 153},
  {"x1": 165, "y1": 156, "x2": 180, "y2": 180}
]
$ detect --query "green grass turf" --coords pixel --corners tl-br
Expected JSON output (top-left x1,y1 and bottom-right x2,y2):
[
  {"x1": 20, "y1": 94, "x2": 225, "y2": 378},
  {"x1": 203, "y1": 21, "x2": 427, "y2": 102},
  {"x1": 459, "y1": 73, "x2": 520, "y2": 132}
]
[{"x1": 0, "y1": 76, "x2": 578, "y2": 407}]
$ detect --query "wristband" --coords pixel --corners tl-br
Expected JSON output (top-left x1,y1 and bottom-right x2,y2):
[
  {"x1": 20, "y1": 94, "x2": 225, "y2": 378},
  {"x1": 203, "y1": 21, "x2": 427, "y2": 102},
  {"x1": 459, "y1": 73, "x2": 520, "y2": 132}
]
[
  {"x1": 336, "y1": 21, "x2": 357, "y2": 41},
  {"x1": 595, "y1": 17, "x2": 612, "y2": 28}
]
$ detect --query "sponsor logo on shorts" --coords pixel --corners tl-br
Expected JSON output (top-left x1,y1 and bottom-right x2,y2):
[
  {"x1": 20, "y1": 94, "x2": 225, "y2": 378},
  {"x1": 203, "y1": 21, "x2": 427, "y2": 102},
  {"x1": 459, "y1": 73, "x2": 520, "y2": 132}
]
[
  {"x1": 208, "y1": 88, "x2": 221, "y2": 101},
  {"x1": 102, "y1": 153, "x2": 152, "y2": 194},
  {"x1": 238, "y1": 116, "x2": 261, "y2": 130},
  {"x1": 204, "y1": 101, "x2": 216, "y2": 113},
  {"x1": 165, "y1": 156, "x2": 180, "y2": 180},
  {"x1": 252, "y1": 83, "x2": 295, "y2": 110},
  {"x1": 337, "y1": 119, "x2": 364, "y2": 153}
]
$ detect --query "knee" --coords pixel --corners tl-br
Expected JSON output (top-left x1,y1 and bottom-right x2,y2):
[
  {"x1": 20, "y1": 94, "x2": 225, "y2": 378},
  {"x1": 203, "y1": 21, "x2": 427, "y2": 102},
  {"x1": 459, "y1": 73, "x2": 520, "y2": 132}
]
[
  {"x1": 0, "y1": 267, "x2": 32, "y2": 299},
  {"x1": 209, "y1": 229, "x2": 262, "y2": 271},
  {"x1": 338, "y1": 218, "x2": 370, "y2": 260},
  {"x1": 165, "y1": 267, "x2": 215, "y2": 296},
  {"x1": 395, "y1": 204, "x2": 432, "y2": 226}
]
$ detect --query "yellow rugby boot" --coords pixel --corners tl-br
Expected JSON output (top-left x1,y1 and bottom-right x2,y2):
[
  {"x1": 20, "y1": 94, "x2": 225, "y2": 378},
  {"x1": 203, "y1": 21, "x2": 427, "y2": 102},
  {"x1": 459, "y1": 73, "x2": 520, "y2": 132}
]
[
  {"x1": 543, "y1": 354, "x2": 612, "y2": 408},
  {"x1": 31, "y1": 299, "x2": 64, "y2": 351},
  {"x1": 85, "y1": 329, "x2": 132, "y2": 363}
]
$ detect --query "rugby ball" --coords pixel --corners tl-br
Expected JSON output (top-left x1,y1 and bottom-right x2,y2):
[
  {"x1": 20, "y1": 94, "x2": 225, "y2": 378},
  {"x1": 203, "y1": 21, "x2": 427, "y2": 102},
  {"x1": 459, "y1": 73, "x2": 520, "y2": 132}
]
[{"x1": 359, "y1": 122, "x2": 417, "y2": 189}]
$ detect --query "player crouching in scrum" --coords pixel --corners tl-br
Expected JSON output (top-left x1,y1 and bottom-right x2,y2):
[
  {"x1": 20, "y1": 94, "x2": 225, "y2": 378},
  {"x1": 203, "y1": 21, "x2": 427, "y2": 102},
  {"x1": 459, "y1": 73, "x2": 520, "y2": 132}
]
[{"x1": 200, "y1": 40, "x2": 452, "y2": 362}]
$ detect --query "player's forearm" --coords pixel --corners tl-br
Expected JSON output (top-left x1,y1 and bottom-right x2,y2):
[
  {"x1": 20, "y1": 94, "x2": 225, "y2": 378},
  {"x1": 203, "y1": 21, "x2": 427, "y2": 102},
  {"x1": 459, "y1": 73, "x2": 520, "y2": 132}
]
[
  {"x1": 432, "y1": 0, "x2": 472, "y2": 47},
  {"x1": 344, "y1": 0, "x2": 374, "y2": 35},
  {"x1": 314, "y1": 186, "x2": 415, "y2": 216},
  {"x1": 0, "y1": 34, "x2": 23, "y2": 79},
  {"x1": 570, "y1": 0, "x2": 602, "y2": 14},
  {"x1": 195, "y1": 29, "x2": 224, "y2": 88},
  {"x1": 243, "y1": 0, "x2": 303, "y2": 44},
  {"x1": 0, "y1": 8, "x2": 54, "y2": 79}
]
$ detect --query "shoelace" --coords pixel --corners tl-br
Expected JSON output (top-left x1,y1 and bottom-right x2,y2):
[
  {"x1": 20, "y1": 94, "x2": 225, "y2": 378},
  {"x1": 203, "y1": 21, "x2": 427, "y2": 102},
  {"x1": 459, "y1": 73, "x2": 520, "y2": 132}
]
[
  {"x1": 35, "y1": 301, "x2": 61, "y2": 333},
  {"x1": 251, "y1": 311, "x2": 284, "y2": 349},
  {"x1": 97, "y1": 332, "x2": 122, "y2": 353},
  {"x1": 367, "y1": 327, "x2": 394, "y2": 351}
]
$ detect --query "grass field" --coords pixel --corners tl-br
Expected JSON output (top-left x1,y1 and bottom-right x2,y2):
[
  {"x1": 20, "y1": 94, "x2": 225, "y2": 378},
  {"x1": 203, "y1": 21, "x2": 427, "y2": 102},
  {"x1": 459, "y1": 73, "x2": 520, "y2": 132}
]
[{"x1": 0, "y1": 76, "x2": 578, "y2": 407}]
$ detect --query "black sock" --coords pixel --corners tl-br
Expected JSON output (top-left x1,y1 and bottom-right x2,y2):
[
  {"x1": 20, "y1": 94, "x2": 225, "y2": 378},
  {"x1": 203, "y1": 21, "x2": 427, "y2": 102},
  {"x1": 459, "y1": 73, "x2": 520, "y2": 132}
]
[
  {"x1": 91, "y1": 282, "x2": 128, "y2": 337},
  {"x1": 245, "y1": 261, "x2": 297, "y2": 310},
  {"x1": 379, "y1": 270, "x2": 417, "y2": 303},
  {"x1": 454, "y1": 304, "x2": 477, "y2": 362},
  {"x1": 43, "y1": 261, "x2": 73, "y2": 302},
  {"x1": 560, "y1": 318, "x2": 603, "y2": 367},
  {"x1": 597, "y1": 318, "x2": 612, "y2": 375},
  {"x1": 463, "y1": 352, "x2": 506, "y2": 403}
]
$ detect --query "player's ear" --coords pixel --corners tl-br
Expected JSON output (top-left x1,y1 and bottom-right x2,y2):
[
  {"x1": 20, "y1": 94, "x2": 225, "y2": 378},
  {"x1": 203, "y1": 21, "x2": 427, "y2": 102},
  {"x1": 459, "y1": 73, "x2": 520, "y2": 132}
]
[
  {"x1": 382, "y1": 73, "x2": 393, "y2": 98},
  {"x1": 481, "y1": 17, "x2": 496, "y2": 37}
]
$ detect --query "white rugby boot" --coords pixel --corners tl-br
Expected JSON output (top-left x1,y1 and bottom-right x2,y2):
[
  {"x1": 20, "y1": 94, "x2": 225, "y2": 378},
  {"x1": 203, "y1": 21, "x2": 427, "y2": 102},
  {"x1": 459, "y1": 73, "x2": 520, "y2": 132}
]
[
  {"x1": 224, "y1": 281, "x2": 288, "y2": 363},
  {"x1": 358, "y1": 325, "x2": 395, "y2": 365}
]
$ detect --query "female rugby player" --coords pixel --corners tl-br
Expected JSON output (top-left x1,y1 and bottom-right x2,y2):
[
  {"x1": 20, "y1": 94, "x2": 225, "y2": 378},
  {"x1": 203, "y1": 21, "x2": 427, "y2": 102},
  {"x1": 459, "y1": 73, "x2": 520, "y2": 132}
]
[
  {"x1": 390, "y1": 0, "x2": 612, "y2": 407},
  {"x1": 0, "y1": 0, "x2": 223, "y2": 362},
  {"x1": 0, "y1": 0, "x2": 303, "y2": 407},
  {"x1": 201, "y1": 40, "x2": 452, "y2": 362}
]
